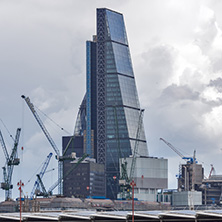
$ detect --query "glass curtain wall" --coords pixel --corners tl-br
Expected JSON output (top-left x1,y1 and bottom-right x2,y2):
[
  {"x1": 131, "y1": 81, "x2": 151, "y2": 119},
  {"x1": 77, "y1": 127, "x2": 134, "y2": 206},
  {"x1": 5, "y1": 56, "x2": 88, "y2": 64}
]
[{"x1": 97, "y1": 8, "x2": 148, "y2": 199}]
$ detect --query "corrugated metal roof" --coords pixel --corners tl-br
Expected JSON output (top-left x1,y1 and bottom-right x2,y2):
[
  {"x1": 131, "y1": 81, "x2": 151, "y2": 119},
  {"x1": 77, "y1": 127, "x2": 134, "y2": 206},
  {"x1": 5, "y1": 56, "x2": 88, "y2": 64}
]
[
  {"x1": 60, "y1": 211, "x2": 96, "y2": 220},
  {"x1": 1, "y1": 210, "x2": 222, "y2": 221},
  {"x1": 26, "y1": 212, "x2": 61, "y2": 221},
  {"x1": 132, "y1": 211, "x2": 162, "y2": 219},
  {"x1": 197, "y1": 210, "x2": 222, "y2": 218},
  {"x1": 159, "y1": 210, "x2": 196, "y2": 219},
  {"x1": 0, "y1": 213, "x2": 31, "y2": 221},
  {"x1": 95, "y1": 211, "x2": 128, "y2": 219}
]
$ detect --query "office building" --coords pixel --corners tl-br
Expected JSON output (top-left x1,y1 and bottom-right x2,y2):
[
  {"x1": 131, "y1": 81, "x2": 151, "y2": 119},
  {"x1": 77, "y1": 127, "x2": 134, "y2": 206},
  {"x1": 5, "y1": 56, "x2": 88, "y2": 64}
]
[
  {"x1": 65, "y1": 8, "x2": 149, "y2": 199},
  {"x1": 63, "y1": 158, "x2": 105, "y2": 198}
]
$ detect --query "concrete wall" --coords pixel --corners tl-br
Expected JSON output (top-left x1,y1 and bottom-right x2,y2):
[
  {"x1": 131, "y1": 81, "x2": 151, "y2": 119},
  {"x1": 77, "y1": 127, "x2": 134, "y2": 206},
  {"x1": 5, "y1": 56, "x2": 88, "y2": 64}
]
[
  {"x1": 123, "y1": 156, "x2": 168, "y2": 189},
  {"x1": 120, "y1": 157, "x2": 168, "y2": 201},
  {"x1": 172, "y1": 191, "x2": 202, "y2": 206}
]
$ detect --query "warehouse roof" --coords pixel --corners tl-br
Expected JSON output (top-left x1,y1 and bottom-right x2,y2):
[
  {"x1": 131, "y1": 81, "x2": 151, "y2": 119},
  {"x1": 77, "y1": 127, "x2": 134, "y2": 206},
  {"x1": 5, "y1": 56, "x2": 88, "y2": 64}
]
[{"x1": 1, "y1": 210, "x2": 222, "y2": 221}]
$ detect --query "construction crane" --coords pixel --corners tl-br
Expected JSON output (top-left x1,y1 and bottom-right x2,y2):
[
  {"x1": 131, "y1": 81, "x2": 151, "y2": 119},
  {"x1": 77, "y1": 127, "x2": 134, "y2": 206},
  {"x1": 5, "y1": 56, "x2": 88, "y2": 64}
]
[
  {"x1": 36, "y1": 153, "x2": 89, "y2": 197},
  {"x1": 0, "y1": 128, "x2": 21, "y2": 200},
  {"x1": 208, "y1": 164, "x2": 216, "y2": 178},
  {"x1": 117, "y1": 109, "x2": 144, "y2": 199},
  {"x1": 112, "y1": 106, "x2": 129, "y2": 199},
  {"x1": 30, "y1": 152, "x2": 53, "y2": 199},
  {"x1": 22, "y1": 95, "x2": 76, "y2": 195},
  {"x1": 129, "y1": 109, "x2": 144, "y2": 181},
  {"x1": 159, "y1": 138, "x2": 196, "y2": 164},
  {"x1": 160, "y1": 138, "x2": 198, "y2": 192}
]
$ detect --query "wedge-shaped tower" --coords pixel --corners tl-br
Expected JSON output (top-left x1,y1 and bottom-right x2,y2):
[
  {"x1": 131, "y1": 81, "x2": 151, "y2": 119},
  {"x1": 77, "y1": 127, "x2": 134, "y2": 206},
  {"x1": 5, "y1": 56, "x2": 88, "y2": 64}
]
[{"x1": 73, "y1": 8, "x2": 149, "y2": 199}]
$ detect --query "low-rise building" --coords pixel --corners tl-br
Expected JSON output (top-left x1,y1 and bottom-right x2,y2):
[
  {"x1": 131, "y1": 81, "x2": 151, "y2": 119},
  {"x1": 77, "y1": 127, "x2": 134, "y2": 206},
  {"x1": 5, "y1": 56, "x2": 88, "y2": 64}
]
[{"x1": 119, "y1": 156, "x2": 168, "y2": 201}]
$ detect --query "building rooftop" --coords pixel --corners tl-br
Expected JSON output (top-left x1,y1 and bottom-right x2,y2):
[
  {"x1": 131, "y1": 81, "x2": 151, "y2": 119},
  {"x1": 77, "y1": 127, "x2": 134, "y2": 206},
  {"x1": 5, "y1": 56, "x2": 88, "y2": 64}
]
[{"x1": 2, "y1": 210, "x2": 222, "y2": 221}]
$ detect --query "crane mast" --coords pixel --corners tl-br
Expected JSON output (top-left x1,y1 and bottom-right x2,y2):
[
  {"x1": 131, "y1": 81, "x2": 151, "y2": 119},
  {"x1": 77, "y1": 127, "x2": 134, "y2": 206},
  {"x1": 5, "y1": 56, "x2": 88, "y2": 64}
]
[
  {"x1": 0, "y1": 128, "x2": 21, "y2": 200},
  {"x1": 0, "y1": 131, "x2": 9, "y2": 162},
  {"x1": 36, "y1": 174, "x2": 48, "y2": 197},
  {"x1": 129, "y1": 109, "x2": 144, "y2": 181},
  {"x1": 8, "y1": 129, "x2": 21, "y2": 166},
  {"x1": 113, "y1": 106, "x2": 129, "y2": 199},
  {"x1": 117, "y1": 109, "x2": 144, "y2": 199},
  {"x1": 21, "y1": 95, "x2": 63, "y2": 195}
]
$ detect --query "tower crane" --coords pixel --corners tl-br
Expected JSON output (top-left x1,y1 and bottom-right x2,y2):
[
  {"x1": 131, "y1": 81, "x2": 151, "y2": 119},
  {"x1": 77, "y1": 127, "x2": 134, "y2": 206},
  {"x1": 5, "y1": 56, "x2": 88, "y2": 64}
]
[
  {"x1": 159, "y1": 138, "x2": 196, "y2": 164},
  {"x1": 116, "y1": 109, "x2": 144, "y2": 199},
  {"x1": 129, "y1": 109, "x2": 144, "y2": 181},
  {"x1": 22, "y1": 95, "x2": 76, "y2": 195},
  {"x1": 30, "y1": 152, "x2": 53, "y2": 199},
  {"x1": 0, "y1": 128, "x2": 21, "y2": 200},
  {"x1": 160, "y1": 138, "x2": 198, "y2": 192},
  {"x1": 35, "y1": 153, "x2": 89, "y2": 197},
  {"x1": 112, "y1": 106, "x2": 129, "y2": 199},
  {"x1": 208, "y1": 164, "x2": 216, "y2": 178}
]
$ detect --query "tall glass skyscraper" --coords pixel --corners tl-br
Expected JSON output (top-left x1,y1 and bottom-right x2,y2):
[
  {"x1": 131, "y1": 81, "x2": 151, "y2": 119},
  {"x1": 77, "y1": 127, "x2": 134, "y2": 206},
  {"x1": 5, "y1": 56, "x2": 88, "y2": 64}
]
[{"x1": 74, "y1": 8, "x2": 149, "y2": 199}]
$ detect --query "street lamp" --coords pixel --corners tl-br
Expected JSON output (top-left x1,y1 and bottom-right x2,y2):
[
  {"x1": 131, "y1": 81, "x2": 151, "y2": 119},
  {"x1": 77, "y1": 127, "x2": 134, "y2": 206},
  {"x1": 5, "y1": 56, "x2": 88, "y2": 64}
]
[
  {"x1": 17, "y1": 180, "x2": 24, "y2": 222},
  {"x1": 130, "y1": 180, "x2": 136, "y2": 222}
]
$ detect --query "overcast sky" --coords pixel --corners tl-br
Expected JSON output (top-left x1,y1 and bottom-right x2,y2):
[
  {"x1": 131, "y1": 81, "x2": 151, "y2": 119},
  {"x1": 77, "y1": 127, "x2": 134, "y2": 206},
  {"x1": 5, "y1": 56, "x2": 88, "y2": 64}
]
[{"x1": 1, "y1": 0, "x2": 222, "y2": 201}]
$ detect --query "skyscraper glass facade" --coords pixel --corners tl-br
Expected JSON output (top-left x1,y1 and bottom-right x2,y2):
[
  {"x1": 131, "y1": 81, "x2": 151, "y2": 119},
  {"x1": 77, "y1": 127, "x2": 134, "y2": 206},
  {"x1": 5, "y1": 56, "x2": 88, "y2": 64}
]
[{"x1": 74, "y1": 8, "x2": 148, "y2": 199}]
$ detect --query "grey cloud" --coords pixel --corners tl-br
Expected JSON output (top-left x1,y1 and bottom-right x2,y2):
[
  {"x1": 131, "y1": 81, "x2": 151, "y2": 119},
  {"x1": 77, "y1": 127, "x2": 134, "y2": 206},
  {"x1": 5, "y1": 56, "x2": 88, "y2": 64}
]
[
  {"x1": 209, "y1": 77, "x2": 222, "y2": 92},
  {"x1": 136, "y1": 44, "x2": 177, "y2": 105},
  {"x1": 160, "y1": 84, "x2": 200, "y2": 103},
  {"x1": 212, "y1": 56, "x2": 222, "y2": 72},
  {"x1": 142, "y1": 44, "x2": 175, "y2": 79}
]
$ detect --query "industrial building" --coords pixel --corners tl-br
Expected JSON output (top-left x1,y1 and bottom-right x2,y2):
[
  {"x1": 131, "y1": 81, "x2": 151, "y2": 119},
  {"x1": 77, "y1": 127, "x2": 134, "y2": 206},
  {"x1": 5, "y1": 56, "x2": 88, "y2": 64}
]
[
  {"x1": 178, "y1": 162, "x2": 204, "y2": 192},
  {"x1": 201, "y1": 175, "x2": 222, "y2": 205},
  {"x1": 156, "y1": 156, "x2": 222, "y2": 207},
  {"x1": 119, "y1": 157, "x2": 168, "y2": 201},
  {"x1": 172, "y1": 191, "x2": 202, "y2": 207}
]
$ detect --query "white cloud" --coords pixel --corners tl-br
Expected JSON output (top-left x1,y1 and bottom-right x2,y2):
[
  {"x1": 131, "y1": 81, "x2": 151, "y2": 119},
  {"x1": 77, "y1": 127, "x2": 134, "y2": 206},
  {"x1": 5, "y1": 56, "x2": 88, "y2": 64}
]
[
  {"x1": 138, "y1": 2, "x2": 222, "y2": 187},
  {"x1": 202, "y1": 106, "x2": 222, "y2": 137}
]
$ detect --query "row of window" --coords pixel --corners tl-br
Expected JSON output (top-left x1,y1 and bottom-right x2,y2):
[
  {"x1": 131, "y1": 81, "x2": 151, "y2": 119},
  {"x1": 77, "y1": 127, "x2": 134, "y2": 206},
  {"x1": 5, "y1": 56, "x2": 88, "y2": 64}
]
[{"x1": 106, "y1": 9, "x2": 128, "y2": 45}]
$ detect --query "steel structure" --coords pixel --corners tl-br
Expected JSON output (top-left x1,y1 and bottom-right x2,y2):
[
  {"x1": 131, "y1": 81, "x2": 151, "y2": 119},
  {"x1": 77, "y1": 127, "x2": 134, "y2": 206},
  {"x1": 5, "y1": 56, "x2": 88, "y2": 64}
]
[
  {"x1": 129, "y1": 109, "x2": 145, "y2": 181},
  {"x1": 159, "y1": 138, "x2": 196, "y2": 164},
  {"x1": 36, "y1": 153, "x2": 89, "y2": 197},
  {"x1": 0, "y1": 128, "x2": 21, "y2": 200},
  {"x1": 97, "y1": 8, "x2": 106, "y2": 165},
  {"x1": 22, "y1": 95, "x2": 63, "y2": 195},
  {"x1": 118, "y1": 109, "x2": 144, "y2": 199},
  {"x1": 159, "y1": 138, "x2": 184, "y2": 158},
  {"x1": 30, "y1": 152, "x2": 53, "y2": 199},
  {"x1": 209, "y1": 164, "x2": 216, "y2": 178},
  {"x1": 22, "y1": 95, "x2": 76, "y2": 195}
]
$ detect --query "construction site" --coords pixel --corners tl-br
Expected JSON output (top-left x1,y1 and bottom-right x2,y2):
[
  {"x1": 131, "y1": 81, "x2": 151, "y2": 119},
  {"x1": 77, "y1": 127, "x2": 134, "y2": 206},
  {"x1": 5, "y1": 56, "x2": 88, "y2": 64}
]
[
  {"x1": 1, "y1": 122, "x2": 222, "y2": 212},
  {"x1": 1, "y1": 7, "x2": 222, "y2": 217}
]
